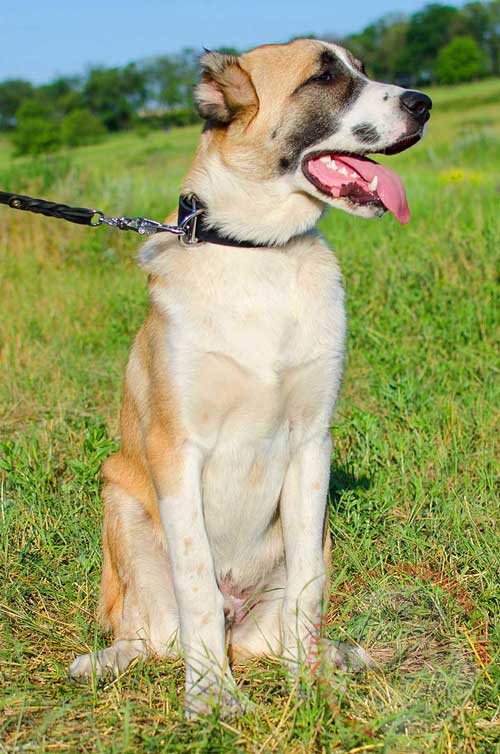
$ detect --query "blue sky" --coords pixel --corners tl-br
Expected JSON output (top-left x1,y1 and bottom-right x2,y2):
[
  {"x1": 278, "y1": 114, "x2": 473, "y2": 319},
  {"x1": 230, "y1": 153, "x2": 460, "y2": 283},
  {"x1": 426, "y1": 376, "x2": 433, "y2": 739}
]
[{"x1": 3, "y1": 0, "x2": 458, "y2": 83}]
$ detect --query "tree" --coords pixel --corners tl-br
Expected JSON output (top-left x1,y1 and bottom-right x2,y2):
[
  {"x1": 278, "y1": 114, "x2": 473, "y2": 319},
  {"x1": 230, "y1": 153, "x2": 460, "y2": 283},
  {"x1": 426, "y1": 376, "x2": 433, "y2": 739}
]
[
  {"x1": 487, "y1": 0, "x2": 500, "y2": 74},
  {"x1": 12, "y1": 117, "x2": 60, "y2": 155},
  {"x1": 342, "y1": 14, "x2": 409, "y2": 83},
  {"x1": 37, "y1": 76, "x2": 84, "y2": 117},
  {"x1": 0, "y1": 79, "x2": 33, "y2": 129},
  {"x1": 396, "y1": 3, "x2": 460, "y2": 83},
  {"x1": 82, "y1": 66, "x2": 147, "y2": 130},
  {"x1": 435, "y1": 35, "x2": 488, "y2": 83},
  {"x1": 455, "y1": 1, "x2": 500, "y2": 74},
  {"x1": 60, "y1": 108, "x2": 105, "y2": 147},
  {"x1": 11, "y1": 99, "x2": 60, "y2": 155},
  {"x1": 147, "y1": 49, "x2": 199, "y2": 111},
  {"x1": 15, "y1": 98, "x2": 54, "y2": 121}
]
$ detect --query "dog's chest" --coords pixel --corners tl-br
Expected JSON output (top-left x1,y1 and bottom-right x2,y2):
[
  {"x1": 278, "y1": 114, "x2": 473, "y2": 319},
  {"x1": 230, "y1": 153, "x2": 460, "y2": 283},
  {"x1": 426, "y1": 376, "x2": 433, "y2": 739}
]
[
  {"x1": 154, "y1": 241, "x2": 345, "y2": 449},
  {"x1": 150, "y1": 240, "x2": 345, "y2": 585}
]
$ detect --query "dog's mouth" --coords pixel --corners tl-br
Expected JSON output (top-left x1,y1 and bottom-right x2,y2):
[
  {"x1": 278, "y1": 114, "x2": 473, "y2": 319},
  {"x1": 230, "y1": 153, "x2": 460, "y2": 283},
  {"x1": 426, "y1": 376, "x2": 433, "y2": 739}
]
[{"x1": 302, "y1": 134, "x2": 421, "y2": 224}]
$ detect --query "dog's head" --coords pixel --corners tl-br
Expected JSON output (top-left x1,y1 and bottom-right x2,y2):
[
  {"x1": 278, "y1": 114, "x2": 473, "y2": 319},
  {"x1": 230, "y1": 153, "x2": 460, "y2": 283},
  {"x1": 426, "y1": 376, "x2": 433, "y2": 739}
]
[{"x1": 187, "y1": 39, "x2": 431, "y2": 243}]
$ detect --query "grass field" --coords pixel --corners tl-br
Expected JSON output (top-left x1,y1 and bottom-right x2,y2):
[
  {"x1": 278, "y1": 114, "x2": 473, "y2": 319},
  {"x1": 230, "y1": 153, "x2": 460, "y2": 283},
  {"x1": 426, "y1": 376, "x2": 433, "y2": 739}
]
[{"x1": 1, "y1": 77, "x2": 499, "y2": 753}]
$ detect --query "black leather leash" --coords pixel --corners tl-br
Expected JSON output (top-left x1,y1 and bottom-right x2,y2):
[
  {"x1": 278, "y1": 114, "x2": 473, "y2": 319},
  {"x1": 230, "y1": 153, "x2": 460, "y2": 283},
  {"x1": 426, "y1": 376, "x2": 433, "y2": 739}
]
[
  {"x1": 0, "y1": 190, "x2": 101, "y2": 226},
  {"x1": 0, "y1": 190, "x2": 270, "y2": 248}
]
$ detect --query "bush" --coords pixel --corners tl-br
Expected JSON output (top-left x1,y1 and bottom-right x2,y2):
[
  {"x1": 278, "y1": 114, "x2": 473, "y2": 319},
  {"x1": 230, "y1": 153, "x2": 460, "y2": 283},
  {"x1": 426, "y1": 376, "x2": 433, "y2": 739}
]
[
  {"x1": 0, "y1": 80, "x2": 34, "y2": 129},
  {"x1": 435, "y1": 36, "x2": 488, "y2": 84},
  {"x1": 12, "y1": 117, "x2": 61, "y2": 156},
  {"x1": 12, "y1": 102, "x2": 105, "y2": 155},
  {"x1": 60, "y1": 108, "x2": 105, "y2": 147},
  {"x1": 15, "y1": 98, "x2": 53, "y2": 121}
]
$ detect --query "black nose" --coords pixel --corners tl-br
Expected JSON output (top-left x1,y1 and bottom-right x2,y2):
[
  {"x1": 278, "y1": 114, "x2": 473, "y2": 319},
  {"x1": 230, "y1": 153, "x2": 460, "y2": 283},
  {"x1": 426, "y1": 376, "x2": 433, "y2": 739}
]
[{"x1": 400, "y1": 90, "x2": 432, "y2": 124}]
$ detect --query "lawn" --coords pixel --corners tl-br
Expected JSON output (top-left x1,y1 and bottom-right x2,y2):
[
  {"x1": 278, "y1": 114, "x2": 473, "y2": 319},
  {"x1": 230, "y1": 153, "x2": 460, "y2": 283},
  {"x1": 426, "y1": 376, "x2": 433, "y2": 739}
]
[{"x1": 1, "y1": 78, "x2": 499, "y2": 753}]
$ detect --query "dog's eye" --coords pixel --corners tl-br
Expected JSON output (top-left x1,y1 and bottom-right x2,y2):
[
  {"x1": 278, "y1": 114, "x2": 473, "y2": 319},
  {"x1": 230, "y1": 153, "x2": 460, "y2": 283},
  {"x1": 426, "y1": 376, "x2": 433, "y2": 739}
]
[{"x1": 310, "y1": 70, "x2": 334, "y2": 84}]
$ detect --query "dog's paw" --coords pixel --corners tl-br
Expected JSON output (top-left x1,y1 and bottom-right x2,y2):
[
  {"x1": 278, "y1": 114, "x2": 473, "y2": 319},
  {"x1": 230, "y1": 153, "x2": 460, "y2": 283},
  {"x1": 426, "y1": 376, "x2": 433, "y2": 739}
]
[
  {"x1": 68, "y1": 640, "x2": 143, "y2": 683},
  {"x1": 68, "y1": 650, "x2": 114, "y2": 683}
]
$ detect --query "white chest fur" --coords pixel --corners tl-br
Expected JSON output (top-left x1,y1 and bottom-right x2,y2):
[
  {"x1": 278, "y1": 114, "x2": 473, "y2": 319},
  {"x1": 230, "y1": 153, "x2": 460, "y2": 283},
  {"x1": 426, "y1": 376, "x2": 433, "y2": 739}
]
[{"x1": 140, "y1": 234, "x2": 346, "y2": 587}]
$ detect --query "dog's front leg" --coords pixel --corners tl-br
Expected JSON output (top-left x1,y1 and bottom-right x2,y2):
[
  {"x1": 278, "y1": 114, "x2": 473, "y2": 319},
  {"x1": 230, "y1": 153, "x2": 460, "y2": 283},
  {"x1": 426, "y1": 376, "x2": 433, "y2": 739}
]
[
  {"x1": 154, "y1": 442, "x2": 243, "y2": 719},
  {"x1": 280, "y1": 433, "x2": 332, "y2": 677}
]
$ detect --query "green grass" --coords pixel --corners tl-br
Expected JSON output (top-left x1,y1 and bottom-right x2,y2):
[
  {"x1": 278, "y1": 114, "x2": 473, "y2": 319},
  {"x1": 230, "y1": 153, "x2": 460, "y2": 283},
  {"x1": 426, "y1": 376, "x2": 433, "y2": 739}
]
[{"x1": 1, "y1": 79, "x2": 500, "y2": 753}]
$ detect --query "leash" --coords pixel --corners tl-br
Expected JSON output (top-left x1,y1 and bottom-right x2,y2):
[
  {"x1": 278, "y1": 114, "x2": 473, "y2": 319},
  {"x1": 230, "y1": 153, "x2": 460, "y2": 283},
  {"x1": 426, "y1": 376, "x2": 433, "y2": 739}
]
[
  {"x1": 0, "y1": 189, "x2": 203, "y2": 244},
  {"x1": 0, "y1": 190, "x2": 271, "y2": 248}
]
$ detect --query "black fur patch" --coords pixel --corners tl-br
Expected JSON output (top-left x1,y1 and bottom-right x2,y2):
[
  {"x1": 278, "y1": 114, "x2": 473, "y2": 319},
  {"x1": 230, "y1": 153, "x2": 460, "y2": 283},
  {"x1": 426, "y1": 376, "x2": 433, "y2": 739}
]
[
  {"x1": 352, "y1": 123, "x2": 380, "y2": 144},
  {"x1": 280, "y1": 117, "x2": 339, "y2": 173},
  {"x1": 343, "y1": 75, "x2": 365, "y2": 103},
  {"x1": 320, "y1": 49, "x2": 337, "y2": 66},
  {"x1": 278, "y1": 47, "x2": 367, "y2": 173}
]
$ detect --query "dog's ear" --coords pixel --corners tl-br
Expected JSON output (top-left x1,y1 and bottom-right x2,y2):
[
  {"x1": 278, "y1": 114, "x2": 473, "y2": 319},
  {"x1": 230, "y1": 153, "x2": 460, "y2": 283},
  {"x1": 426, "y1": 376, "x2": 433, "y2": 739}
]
[{"x1": 194, "y1": 51, "x2": 258, "y2": 125}]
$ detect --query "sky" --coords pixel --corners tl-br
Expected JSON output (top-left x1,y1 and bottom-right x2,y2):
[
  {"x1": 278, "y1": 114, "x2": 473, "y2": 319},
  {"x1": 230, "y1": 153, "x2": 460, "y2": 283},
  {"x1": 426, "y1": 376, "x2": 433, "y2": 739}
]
[{"x1": 2, "y1": 0, "x2": 458, "y2": 84}]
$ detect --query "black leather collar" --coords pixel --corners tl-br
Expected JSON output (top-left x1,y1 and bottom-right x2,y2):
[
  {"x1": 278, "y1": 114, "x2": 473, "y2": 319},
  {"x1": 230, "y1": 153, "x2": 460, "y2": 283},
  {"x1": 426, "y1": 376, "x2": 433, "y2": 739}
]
[{"x1": 177, "y1": 195, "x2": 272, "y2": 248}]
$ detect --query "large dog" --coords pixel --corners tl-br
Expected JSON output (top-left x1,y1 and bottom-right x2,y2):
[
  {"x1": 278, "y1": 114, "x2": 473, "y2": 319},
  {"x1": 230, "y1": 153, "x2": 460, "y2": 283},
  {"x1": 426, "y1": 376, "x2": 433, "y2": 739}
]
[{"x1": 69, "y1": 39, "x2": 431, "y2": 718}]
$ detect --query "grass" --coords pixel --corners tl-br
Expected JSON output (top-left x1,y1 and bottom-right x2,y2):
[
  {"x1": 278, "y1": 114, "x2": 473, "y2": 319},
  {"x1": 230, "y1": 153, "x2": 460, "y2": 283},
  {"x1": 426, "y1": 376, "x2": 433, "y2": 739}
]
[{"x1": 1, "y1": 78, "x2": 499, "y2": 753}]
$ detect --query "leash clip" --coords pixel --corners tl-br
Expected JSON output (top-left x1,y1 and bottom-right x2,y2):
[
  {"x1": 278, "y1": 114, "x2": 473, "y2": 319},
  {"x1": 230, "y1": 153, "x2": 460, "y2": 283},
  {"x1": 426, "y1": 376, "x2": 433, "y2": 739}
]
[
  {"x1": 94, "y1": 212, "x2": 186, "y2": 236},
  {"x1": 178, "y1": 196, "x2": 203, "y2": 245}
]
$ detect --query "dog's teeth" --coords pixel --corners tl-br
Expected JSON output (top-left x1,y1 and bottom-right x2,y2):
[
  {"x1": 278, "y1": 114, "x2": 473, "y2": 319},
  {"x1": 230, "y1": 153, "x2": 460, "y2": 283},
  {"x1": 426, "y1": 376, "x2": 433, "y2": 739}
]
[
  {"x1": 350, "y1": 172, "x2": 358, "y2": 178},
  {"x1": 320, "y1": 156, "x2": 332, "y2": 164},
  {"x1": 369, "y1": 176, "x2": 378, "y2": 191},
  {"x1": 339, "y1": 167, "x2": 348, "y2": 176}
]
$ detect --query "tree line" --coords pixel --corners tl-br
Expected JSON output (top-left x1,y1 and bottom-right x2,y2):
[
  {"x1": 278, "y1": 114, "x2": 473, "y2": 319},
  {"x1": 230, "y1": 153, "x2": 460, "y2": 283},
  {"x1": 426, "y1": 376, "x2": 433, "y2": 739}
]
[
  {"x1": 1, "y1": 2, "x2": 498, "y2": 155},
  {"x1": 340, "y1": 1, "x2": 499, "y2": 86}
]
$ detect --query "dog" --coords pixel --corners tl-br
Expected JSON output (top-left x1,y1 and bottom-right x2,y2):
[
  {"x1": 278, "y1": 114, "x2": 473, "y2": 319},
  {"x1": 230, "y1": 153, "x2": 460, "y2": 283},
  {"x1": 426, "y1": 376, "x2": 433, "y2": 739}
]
[{"x1": 69, "y1": 38, "x2": 431, "y2": 718}]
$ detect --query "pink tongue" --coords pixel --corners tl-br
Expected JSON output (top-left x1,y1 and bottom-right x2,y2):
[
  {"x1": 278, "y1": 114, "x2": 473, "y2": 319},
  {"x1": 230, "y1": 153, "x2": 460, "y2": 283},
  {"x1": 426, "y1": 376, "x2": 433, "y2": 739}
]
[{"x1": 309, "y1": 154, "x2": 410, "y2": 224}]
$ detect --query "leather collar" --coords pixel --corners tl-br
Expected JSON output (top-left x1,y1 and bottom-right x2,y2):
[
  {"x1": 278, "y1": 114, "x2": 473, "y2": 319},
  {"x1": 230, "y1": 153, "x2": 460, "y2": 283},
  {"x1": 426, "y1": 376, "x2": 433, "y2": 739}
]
[{"x1": 177, "y1": 195, "x2": 272, "y2": 248}]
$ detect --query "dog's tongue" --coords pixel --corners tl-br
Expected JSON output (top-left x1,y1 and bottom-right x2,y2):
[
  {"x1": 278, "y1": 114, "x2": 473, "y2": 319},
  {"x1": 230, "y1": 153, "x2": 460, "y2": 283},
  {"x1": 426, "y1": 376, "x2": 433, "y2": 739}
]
[
  {"x1": 308, "y1": 154, "x2": 410, "y2": 224},
  {"x1": 342, "y1": 155, "x2": 410, "y2": 224}
]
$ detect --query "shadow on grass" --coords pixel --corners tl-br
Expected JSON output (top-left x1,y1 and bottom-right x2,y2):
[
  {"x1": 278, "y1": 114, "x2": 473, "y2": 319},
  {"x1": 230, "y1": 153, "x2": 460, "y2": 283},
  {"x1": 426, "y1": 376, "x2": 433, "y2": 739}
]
[{"x1": 328, "y1": 464, "x2": 372, "y2": 509}]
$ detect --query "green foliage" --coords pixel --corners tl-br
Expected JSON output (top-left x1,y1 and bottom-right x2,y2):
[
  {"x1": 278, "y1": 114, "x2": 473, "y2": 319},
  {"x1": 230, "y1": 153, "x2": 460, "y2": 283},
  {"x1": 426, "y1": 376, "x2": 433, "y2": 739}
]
[
  {"x1": 458, "y1": 0, "x2": 500, "y2": 74},
  {"x1": 341, "y1": 0, "x2": 500, "y2": 84},
  {"x1": 436, "y1": 35, "x2": 489, "y2": 83},
  {"x1": 11, "y1": 115, "x2": 61, "y2": 156},
  {"x1": 398, "y1": 3, "x2": 459, "y2": 80},
  {"x1": 83, "y1": 64, "x2": 147, "y2": 131},
  {"x1": 16, "y1": 97, "x2": 53, "y2": 121},
  {"x1": 12, "y1": 100, "x2": 105, "y2": 155},
  {"x1": 0, "y1": 78, "x2": 33, "y2": 129},
  {"x1": 146, "y1": 49, "x2": 198, "y2": 111},
  {"x1": 60, "y1": 108, "x2": 105, "y2": 147},
  {"x1": 36, "y1": 75, "x2": 85, "y2": 117},
  {"x1": 342, "y1": 14, "x2": 409, "y2": 82}
]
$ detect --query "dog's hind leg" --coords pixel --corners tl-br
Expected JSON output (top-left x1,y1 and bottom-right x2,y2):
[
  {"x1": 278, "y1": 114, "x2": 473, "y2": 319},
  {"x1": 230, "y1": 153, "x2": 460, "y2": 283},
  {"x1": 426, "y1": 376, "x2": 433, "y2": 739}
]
[
  {"x1": 68, "y1": 481, "x2": 180, "y2": 682},
  {"x1": 229, "y1": 535, "x2": 372, "y2": 673},
  {"x1": 229, "y1": 564, "x2": 285, "y2": 662}
]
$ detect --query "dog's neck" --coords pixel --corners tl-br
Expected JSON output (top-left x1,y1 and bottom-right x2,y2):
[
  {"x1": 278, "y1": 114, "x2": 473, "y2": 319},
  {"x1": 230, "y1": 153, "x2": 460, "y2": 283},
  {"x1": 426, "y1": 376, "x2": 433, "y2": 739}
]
[{"x1": 181, "y1": 149, "x2": 324, "y2": 248}]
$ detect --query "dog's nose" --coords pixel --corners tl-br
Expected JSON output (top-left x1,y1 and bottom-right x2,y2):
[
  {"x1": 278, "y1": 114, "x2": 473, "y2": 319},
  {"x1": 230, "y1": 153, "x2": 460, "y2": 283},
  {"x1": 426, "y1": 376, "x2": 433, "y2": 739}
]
[{"x1": 400, "y1": 90, "x2": 432, "y2": 124}]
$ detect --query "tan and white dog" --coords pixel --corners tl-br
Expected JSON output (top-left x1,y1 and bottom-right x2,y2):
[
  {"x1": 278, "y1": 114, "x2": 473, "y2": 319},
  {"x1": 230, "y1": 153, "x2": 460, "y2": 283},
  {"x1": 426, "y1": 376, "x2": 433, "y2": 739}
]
[{"x1": 69, "y1": 39, "x2": 431, "y2": 718}]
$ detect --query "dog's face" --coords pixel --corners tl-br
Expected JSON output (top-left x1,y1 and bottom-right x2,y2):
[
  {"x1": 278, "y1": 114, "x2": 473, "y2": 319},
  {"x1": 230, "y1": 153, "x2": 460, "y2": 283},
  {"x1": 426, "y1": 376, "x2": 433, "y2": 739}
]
[{"x1": 193, "y1": 39, "x2": 431, "y2": 229}]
